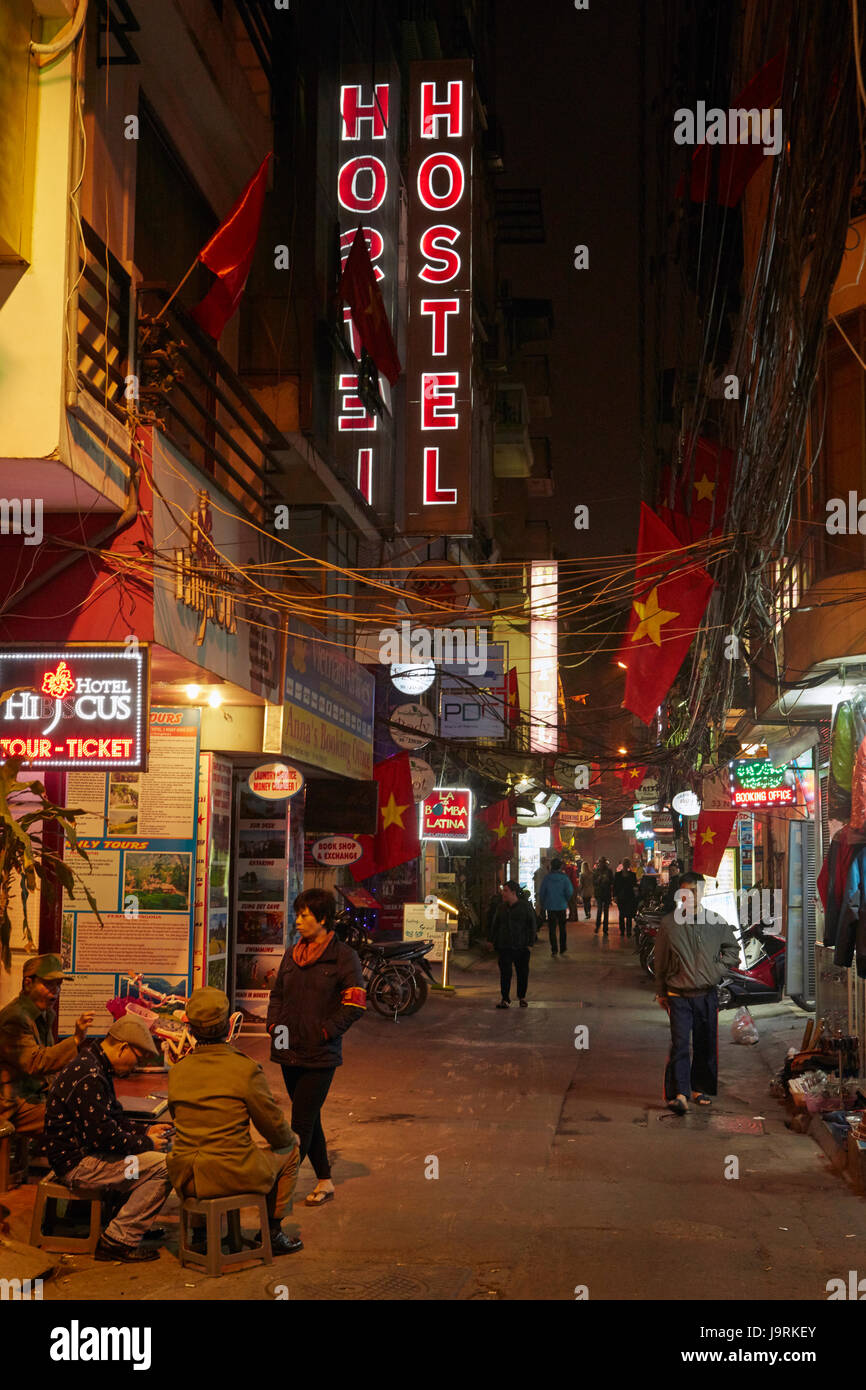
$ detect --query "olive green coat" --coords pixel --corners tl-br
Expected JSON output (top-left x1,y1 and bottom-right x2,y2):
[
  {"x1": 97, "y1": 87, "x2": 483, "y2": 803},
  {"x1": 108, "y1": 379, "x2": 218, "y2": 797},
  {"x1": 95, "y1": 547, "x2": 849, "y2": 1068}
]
[
  {"x1": 0, "y1": 994, "x2": 79, "y2": 1123},
  {"x1": 166, "y1": 1043, "x2": 298, "y2": 1198}
]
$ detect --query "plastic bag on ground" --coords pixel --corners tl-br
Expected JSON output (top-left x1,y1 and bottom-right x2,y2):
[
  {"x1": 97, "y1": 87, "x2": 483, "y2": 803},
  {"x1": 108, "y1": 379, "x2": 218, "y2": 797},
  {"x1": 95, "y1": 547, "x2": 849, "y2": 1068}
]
[{"x1": 731, "y1": 1005, "x2": 759, "y2": 1045}]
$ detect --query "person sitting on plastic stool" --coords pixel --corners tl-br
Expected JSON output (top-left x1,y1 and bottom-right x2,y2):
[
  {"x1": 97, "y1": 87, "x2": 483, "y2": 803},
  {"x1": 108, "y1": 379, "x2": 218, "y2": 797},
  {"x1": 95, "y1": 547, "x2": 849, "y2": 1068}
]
[{"x1": 167, "y1": 988, "x2": 303, "y2": 1257}]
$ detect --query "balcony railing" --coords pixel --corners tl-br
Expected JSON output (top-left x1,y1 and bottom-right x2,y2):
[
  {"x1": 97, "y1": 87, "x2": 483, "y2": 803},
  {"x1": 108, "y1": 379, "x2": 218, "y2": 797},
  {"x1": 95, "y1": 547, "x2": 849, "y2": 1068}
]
[
  {"x1": 77, "y1": 220, "x2": 132, "y2": 426},
  {"x1": 137, "y1": 287, "x2": 287, "y2": 521}
]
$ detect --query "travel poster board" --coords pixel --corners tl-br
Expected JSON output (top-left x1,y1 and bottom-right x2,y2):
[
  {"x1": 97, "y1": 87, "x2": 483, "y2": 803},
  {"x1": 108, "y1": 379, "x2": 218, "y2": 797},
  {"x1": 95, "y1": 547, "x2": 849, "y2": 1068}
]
[
  {"x1": 58, "y1": 707, "x2": 200, "y2": 1035},
  {"x1": 234, "y1": 782, "x2": 289, "y2": 1029},
  {"x1": 195, "y1": 753, "x2": 233, "y2": 992}
]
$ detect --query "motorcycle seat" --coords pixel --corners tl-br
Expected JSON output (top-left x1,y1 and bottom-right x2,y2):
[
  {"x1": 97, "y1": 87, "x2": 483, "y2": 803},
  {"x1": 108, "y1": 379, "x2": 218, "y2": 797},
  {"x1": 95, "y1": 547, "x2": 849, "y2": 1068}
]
[{"x1": 377, "y1": 940, "x2": 432, "y2": 957}]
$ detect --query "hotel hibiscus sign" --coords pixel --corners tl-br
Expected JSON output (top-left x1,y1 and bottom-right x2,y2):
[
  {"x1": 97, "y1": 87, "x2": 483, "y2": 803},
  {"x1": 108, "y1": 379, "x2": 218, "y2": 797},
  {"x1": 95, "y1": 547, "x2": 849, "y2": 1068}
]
[{"x1": 0, "y1": 646, "x2": 148, "y2": 769}]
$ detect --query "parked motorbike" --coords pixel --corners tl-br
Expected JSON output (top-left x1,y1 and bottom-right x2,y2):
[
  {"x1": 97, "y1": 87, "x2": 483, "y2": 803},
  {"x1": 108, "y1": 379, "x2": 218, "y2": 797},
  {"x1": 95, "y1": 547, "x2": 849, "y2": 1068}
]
[
  {"x1": 716, "y1": 921, "x2": 787, "y2": 1010},
  {"x1": 335, "y1": 912, "x2": 435, "y2": 1018}
]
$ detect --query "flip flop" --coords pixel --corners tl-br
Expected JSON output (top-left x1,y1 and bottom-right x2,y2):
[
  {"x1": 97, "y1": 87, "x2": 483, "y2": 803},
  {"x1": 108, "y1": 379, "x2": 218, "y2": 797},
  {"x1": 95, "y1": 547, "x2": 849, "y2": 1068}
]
[
  {"x1": 304, "y1": 1189, "x2": 335, "y2": 1207},
  {"x1": 691, "y1": 1093, "x2": 713, "y2": 1106}
]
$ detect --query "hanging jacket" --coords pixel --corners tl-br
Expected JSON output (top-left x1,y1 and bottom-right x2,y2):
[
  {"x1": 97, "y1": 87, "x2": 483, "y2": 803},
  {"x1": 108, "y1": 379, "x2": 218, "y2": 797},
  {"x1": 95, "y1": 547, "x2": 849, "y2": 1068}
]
[
  {"x1": 833, "y1": 843, "x2": 866, "y2": 977},
  {"x1": 820, "y1": 825, "x2": 866, "y2": 948}
]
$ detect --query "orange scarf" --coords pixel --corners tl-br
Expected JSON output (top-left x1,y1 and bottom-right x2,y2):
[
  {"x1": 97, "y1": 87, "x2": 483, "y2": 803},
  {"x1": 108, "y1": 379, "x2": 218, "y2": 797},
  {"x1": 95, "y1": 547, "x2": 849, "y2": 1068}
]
[{"x1": 292, "y1": 930, "x2": 334, "y2": 968}]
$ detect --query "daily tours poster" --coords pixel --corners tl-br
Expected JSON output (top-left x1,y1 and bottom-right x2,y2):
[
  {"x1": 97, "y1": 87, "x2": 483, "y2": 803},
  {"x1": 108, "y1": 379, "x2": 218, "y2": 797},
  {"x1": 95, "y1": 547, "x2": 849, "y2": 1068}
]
[{"x1": 59, "y1": 707, "x2": 201, "y2": 1035}]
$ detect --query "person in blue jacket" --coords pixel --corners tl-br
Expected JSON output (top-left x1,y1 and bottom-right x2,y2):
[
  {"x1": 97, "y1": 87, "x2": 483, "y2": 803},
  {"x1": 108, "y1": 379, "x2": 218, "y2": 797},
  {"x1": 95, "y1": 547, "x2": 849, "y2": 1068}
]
[{"x1": 540, "y1": 858, "x2": 575, "y2": 957}]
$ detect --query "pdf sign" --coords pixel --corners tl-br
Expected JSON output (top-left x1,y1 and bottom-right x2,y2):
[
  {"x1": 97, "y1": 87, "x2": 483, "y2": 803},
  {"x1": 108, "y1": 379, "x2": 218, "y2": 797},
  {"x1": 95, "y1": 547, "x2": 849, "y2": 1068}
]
[
  {"x1": 404, "y1": 61, "x2": 474, "y2": 536},
  {"x1": 311, "y1": 836, "x2": 363, "y2": 866},
  {"x1": 0, "y1": 646, "x2": 148, "y2": 769},
  {"x1": 420, "y1": 787, "x2": 472, "y2": 841},
  {"x1": 248, "y1": 762, "x2": 304, "y2": 800}
]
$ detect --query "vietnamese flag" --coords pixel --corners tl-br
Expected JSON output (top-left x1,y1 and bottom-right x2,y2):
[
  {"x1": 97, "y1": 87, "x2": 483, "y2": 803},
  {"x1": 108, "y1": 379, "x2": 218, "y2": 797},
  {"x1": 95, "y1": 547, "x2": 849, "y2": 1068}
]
[
  {"x1": 340, "y1": 225, "x2": 401, "y2": 387},
  {"x1": 691, "y1": 810, "x2": 738, "y2": 877},
  {"x1": 616, "y1": 763, "x2": 648, "y2": 792},
  {"x1": 478, "y1": 798, "x2": 516, "y2": 860},
  {"x1": 678, "y1": 50, "x2": 785, "y2": 207},
  {"x1": 621, "y1": 504, "x2": 714, "y2": 725},
  {"x1": 658, "y1": 438, "x2": 732, "y2": 543},
  {"x1": 350, "y1": 753, "x2": 420, "y2": 881},
  {"x1": 191, "y1": 153, "x2": 271, "y2": 340}
]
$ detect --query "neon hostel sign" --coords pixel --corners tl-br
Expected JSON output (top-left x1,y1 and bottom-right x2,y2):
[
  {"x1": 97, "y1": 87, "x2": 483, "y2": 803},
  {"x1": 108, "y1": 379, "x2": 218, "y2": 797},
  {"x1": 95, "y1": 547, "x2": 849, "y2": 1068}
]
[
  {"x1": 405, "y1": 60, "x2": 474, "y2": 536},
  {"x1": 336, "y1": 76, "x2": 399, "y2": 507},
  {"x1": 0, "y1": 647, "x2": 147, "y2": 769}
]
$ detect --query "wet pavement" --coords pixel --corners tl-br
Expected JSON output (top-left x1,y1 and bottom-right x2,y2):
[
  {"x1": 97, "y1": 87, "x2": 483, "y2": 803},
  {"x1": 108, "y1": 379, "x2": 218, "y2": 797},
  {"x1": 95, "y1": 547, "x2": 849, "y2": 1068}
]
[{"x1": 3, "y1": 909, "x2": 862, "y2": 1301}]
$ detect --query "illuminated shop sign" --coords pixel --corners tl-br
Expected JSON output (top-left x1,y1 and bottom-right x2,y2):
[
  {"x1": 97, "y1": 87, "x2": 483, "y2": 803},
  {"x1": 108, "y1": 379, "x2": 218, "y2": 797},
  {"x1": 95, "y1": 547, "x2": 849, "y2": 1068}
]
[
  {"x1": 0, "y1": 647, "x2": 148, "y2": 769},
  {"x1": 729, "y1": 758, "x2": 796, "y2": 807},
  {"x1": 336, "y1": 74, "x2": 400, "y2": 507},
  {"x1": 404, "y1": 60, "x2": 474, "y2": 536},
  {"x1": 530, "y1": 561, "x2": 558, "y2": 753},
  {"x1": 420, "y1": 787, "x2": 472, "y2": 841}
]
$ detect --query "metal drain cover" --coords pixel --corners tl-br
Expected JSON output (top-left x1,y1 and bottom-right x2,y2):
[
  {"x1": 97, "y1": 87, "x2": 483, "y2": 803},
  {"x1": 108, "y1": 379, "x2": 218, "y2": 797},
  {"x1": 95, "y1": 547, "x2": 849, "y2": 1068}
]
[{"x1": 708, "y1": 1115, "x2": 765, "y2": 1135}]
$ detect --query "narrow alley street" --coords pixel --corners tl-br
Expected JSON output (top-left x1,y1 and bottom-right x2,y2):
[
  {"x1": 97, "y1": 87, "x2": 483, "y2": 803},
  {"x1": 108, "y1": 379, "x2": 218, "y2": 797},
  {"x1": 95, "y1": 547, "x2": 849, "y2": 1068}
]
[{"x1": 6, "y1": 908, "x2": 860, "y2": 1304}]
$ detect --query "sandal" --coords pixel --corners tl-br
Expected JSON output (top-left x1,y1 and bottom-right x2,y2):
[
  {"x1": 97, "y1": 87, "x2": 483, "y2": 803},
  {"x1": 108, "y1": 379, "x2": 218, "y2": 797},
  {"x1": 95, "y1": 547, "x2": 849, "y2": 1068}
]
[
  {"x1": 304, "y1": 1188, "x2": 335, "y2": 1207},
  {"x1": 667, "y1": 1097, "x2": 688, "y2": 1115},
  {"x1": 691, "y1": 1093, "x2": 713, "y2": 1106}
]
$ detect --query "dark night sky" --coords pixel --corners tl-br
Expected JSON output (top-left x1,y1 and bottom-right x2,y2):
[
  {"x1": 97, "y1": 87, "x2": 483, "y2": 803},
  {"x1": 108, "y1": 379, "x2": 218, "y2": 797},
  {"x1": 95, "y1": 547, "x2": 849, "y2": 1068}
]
[{"x1": 494, "y1": 0, "x2": 643, "y2": 562}]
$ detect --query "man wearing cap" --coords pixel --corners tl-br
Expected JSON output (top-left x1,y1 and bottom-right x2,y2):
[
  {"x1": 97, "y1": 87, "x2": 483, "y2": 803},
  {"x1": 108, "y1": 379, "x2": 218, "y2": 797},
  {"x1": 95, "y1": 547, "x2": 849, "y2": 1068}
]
[
  {"x1": 44, "y1": 1014, "x2": 172, "y2": 1262},
  {"x1": 167, "y1": 988, "x2": 303, "y2": 1257},
  {"x1": 0, "y1": 954, "x2": 93, "y2": 1135}
]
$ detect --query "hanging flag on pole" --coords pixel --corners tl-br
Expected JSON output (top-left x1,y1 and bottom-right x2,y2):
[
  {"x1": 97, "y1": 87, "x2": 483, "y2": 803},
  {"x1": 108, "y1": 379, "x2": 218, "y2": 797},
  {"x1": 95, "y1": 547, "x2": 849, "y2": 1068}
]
[
  {"x1": 350, "y1": 753, "x2": 420, "y2": 881},
  {"x1": 691, "y1": 810, "x2": 738, "y2": 877},
  {"x1": 478, "y1": 798, "x2": 516, "y2": 859},
  {"x1": 658, "y1": 437, "x2": 733, "y2": 542},
  {"x1": 616, "y1": 763, "x2": 648, "y2": 792},
  {"x1": 190, "y1": 152, "x2": 272, "y2": 340},
  {"x1": 339, "y1": 225, "x2": 402, "y2": 388},
  {"x1": 620, "y1": 504, "x2": 715, "y2": 725}
]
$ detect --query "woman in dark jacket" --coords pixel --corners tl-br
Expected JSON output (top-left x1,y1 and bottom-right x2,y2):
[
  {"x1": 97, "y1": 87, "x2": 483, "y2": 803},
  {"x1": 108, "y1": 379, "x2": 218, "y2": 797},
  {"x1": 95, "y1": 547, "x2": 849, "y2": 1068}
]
[{"x1": 267, "y1": 889, "x2": 366, "y2": 1207}]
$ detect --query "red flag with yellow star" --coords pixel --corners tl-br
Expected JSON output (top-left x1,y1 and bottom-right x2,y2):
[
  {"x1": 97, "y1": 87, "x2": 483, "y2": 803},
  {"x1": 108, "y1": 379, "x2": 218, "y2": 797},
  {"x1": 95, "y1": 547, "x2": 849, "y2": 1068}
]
[
  {"x1": 620, "y1": 504, "x2": 714, "y2": 725},
  {"x1": 616, "y1": 763, "x2": 648, "y2": 792},
  {"x1": 350, "y1": 753, "x2": 420, "y2": 881},
  {"x1": 658, "y1": 437, "x2": 732, "y2": 542},
  {"x1": 340, "y1": 225, "x2": 401, "y2": 387},
  {"x1": 691, "y1": 810, "x2": 738, "y2": 877},
  {"x1": 478, "y1": 798, "x2": 516, "y2": 860}
]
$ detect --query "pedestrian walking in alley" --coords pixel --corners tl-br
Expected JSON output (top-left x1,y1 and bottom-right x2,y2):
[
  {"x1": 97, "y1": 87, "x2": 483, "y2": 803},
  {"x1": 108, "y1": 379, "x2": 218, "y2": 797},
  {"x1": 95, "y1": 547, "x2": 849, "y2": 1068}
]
[
  {"x1": 614, "y1": 859, "x2": 639, "y2": 938},
  {"x1": 579, "y1": 861, "x2": 594, "y2": 919},
  {"x1": 564, "y1": 859, "x2": 580, "y2": 921},
  {"x1": 488, "y1": 880, "x2": 537, "y2": 1007},
  {"x1": 653, "y1": 871, "x2": 740, "y2": 1115},
  {"x1": 539, "y1": 858, "x2": 574, "y2": 956},
  {"x1": 268, "y1": 889, "x2": 366, "y2": 1206},
  {"x1": 593, "y1": 857, "x2": 614, "y2": 935}
]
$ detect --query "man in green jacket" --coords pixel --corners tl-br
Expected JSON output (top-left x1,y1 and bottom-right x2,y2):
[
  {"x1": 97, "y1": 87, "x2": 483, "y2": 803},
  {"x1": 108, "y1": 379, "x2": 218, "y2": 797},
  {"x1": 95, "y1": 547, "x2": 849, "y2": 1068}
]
[
  {"x1": 654, "y1": 872, "x2": 740, "y2": 1115},
  {"x1": 0, "y1": 954, "x2": 93, "y2": 1133},
  {"x1": 167, "y1": 988, "x2": 302, "y2": 1256}
]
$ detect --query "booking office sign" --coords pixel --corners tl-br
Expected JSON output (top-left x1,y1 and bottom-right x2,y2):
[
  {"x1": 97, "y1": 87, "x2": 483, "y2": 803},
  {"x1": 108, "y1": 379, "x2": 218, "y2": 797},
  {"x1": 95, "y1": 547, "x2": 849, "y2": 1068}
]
[{"x1": 0, "y1": 645, "x2": 148, "y2": 769}]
